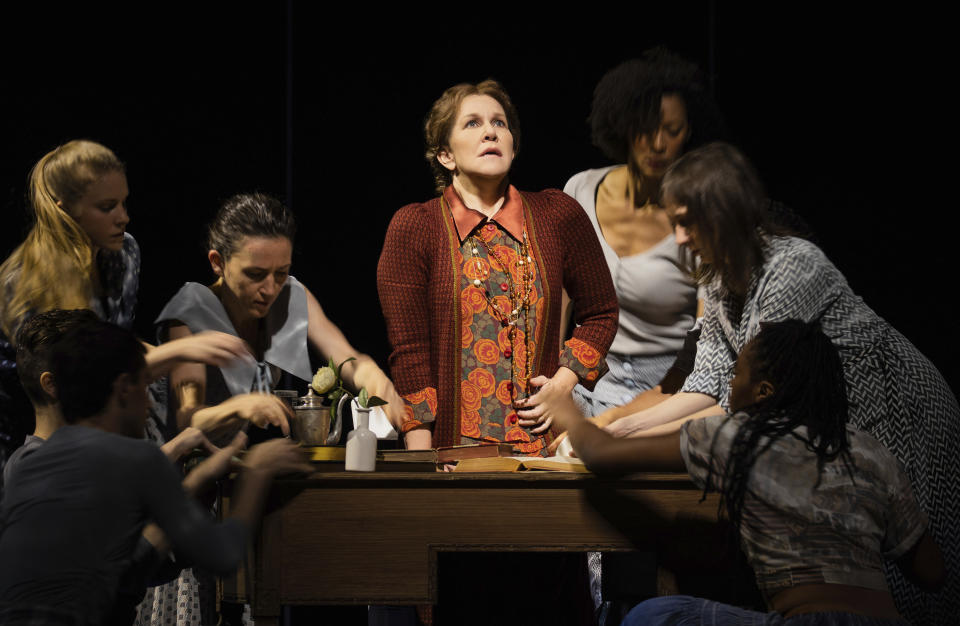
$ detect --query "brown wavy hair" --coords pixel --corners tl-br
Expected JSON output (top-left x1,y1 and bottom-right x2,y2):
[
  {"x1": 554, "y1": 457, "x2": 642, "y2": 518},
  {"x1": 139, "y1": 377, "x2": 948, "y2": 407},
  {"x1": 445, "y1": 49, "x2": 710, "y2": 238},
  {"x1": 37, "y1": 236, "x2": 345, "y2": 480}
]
[
  {"x1": 0, "y1": 140, "x2": 124, "y2": 341},
  {"x1": 661, "y1": 142, "x2": 769, "y2": 298},
  {"x1": 424, "y1": 79, "x2": 521, "y2": 195}
]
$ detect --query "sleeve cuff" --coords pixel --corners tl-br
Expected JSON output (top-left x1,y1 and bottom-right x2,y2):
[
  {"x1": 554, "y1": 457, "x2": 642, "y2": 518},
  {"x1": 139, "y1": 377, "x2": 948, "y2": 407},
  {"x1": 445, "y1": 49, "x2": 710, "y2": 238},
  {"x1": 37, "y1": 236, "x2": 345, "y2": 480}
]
[
  {"x1": 559, "y1": 338, "x2": 608, "y2": 391},
  {"x1": 401, "y1": 387, "x2": 438, "y2": 433}
]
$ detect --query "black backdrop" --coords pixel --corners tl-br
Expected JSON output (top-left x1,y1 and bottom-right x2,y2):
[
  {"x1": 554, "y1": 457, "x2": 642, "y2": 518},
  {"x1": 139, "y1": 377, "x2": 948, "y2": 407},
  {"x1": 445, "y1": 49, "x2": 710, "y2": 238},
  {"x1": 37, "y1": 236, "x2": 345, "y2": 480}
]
[{"x1": 2, "y1": 4, "x2": 954, "y2": 392}]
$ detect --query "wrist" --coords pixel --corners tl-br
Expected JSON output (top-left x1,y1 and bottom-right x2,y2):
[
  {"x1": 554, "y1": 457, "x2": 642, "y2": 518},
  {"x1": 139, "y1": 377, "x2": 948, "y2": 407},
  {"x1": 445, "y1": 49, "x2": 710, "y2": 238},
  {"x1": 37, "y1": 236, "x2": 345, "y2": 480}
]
[{"x1": 551, "y1": 367, "x2": 579, "y2": 392}]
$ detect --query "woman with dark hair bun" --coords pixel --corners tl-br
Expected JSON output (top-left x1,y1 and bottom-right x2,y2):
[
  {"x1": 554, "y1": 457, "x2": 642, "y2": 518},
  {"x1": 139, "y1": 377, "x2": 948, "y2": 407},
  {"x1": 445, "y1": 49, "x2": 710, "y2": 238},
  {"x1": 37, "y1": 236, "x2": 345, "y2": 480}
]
[
  {"x1": 378, "y1": 79, "x2": 618, "y2": 456},
  {"x1": 156, "y1": 192, "x2": 404, "y2": 438},
  {"x1": 0, "y1": 141, "x2": 250, "y2": 471},
  {"x1": 605, "y1": 142, "x2": 959, "y2": 625},
  {"x1": 563, "y1": 48, "x2": 724, "y2": 421}
]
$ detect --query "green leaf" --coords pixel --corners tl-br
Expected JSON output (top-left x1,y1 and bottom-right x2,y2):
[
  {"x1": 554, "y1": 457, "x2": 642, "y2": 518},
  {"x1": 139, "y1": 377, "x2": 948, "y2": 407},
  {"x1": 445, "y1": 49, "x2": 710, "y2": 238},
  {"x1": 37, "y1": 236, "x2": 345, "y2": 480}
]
[
  {"x1": 365, "y1": 395, "x2": 389, "y2": 408},
  {"x1": 328, "y1": 356, "x2": 336, "y2": 377},
  {"x1": 358, "y1": 387, "x2": 369, "y2": 408}
]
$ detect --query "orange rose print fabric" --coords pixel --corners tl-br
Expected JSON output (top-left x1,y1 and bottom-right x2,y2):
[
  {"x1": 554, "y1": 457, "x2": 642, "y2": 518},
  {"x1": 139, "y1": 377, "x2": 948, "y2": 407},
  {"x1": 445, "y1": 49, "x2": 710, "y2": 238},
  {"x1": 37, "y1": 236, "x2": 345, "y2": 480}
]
[
  {"x1": 458, "y1": 221, "x2": 548, "y2": 456},
  {"x1": 559, "y1": 337, "x2": 606, "y2": 384},
  {"x1": 400, "y1": 387, "x2": 438, "y2": 433}
]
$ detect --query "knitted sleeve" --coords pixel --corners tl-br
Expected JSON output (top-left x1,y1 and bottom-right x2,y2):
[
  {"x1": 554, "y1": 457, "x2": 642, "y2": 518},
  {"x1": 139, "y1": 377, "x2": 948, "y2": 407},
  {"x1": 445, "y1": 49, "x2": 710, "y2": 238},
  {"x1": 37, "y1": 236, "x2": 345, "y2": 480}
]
[
  {"x1": 553, "y1": 191, "x2": 618, "y2": 389},
  {"x1": 377, "y1": 204, "x2": 439, "y2": 431}
]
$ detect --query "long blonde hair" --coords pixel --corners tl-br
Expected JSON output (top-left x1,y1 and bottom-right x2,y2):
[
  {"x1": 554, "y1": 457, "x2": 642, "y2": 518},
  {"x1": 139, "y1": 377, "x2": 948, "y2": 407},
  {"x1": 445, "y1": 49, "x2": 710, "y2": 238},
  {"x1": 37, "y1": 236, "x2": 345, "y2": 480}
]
[{"x1": 0, "y1": 140, "x2": 125, "y2": 341}]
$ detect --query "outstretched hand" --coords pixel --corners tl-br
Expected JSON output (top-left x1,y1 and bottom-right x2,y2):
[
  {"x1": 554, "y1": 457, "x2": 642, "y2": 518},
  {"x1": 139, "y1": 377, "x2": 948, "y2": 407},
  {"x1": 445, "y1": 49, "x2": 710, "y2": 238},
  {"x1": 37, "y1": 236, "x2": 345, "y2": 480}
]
[
  {"x1": 146, "y1": 331, "x2": 253, "y2": 380},
  {"x1": 222, "y1": 393, "x2": 293, "y2": 436},
  {"x1": 182, "y1": 431, "x2": 249, "y2": 495},
  {"x1": 166, "y1": 331, "x2": 253, "y2": 368},
  {"x1": 244, "y1": 438, "x2": 314, "y2": 477},
  {"x1": 160, "y1": 426, "x2": 219, "y2": 462},
  {"x1": 350, "y1": 358, "x2": 406, "y2": 431}
]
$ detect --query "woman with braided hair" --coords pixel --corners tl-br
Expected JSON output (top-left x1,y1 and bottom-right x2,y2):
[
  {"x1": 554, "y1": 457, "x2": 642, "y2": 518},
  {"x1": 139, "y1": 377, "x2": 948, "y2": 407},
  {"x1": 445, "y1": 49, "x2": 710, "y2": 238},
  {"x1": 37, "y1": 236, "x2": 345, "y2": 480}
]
[
  {"x1": 555, "y1": 142, "x2": 959, "y2": 623},
  {"x1": 534, "y1": 319, "x2": 944, "y2": 624}
]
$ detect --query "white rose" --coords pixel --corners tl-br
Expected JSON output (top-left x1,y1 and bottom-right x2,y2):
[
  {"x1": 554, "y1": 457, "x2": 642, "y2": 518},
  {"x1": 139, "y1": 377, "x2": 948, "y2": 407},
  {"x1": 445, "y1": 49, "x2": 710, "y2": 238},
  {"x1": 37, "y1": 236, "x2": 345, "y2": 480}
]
[{"x1": 311, "y1": 367, "x2": 336, "y2": 394}]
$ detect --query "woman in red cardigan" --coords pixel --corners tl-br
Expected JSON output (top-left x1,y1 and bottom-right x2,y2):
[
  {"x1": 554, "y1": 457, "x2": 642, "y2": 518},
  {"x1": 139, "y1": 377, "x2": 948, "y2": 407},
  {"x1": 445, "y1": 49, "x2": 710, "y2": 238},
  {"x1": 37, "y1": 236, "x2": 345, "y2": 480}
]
[{"x1": 377, "y1": 80, "x2": 618, "y2": 454}]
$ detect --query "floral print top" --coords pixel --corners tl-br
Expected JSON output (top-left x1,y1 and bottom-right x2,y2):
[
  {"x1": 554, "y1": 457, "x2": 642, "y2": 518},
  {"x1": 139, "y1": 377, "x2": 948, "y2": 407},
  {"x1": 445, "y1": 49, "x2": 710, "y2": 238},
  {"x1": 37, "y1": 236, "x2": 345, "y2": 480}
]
[{"x1": 399, "y1": 188, "x2": 611, "y2": 457}]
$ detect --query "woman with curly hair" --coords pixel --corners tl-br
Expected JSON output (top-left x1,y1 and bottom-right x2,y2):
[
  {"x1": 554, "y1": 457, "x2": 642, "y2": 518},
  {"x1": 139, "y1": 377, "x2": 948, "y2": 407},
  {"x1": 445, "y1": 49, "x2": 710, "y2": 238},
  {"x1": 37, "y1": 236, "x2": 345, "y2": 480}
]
[
  {"x1": 597, "y1": 142, "x2": 959, "y2": 624},
  {"x1": 377, "y1": 79, "x2": 618, "y2": 456},
  {"x1": 563, "y1": 48, "x2": 724, "y2": 423},
  {"x1": 535, "y1": 318, "x2": 944, "y2": 624}
]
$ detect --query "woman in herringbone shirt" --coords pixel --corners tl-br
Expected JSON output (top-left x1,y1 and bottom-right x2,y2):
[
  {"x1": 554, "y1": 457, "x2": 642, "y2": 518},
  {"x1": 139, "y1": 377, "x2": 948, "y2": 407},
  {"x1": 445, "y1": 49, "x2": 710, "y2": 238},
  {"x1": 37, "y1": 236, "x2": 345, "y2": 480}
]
[{"x1": 602, "y1": 142, "x2": 959, "y2": 625}]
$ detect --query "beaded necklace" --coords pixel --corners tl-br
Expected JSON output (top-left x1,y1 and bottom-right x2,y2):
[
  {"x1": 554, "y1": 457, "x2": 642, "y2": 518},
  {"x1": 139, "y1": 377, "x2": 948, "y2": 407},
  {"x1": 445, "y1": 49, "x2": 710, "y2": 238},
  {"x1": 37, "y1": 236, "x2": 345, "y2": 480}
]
[{"x1": 468, "y1": 224, "x2": 535, "y2": 407}]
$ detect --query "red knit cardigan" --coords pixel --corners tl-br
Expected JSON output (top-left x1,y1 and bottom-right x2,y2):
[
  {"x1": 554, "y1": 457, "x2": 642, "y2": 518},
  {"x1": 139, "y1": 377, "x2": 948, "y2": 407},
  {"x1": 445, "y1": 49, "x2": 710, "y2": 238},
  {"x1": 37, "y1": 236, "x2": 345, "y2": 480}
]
[{"x1": 377, "y1": 188, "x2": 618, "y2": 448}]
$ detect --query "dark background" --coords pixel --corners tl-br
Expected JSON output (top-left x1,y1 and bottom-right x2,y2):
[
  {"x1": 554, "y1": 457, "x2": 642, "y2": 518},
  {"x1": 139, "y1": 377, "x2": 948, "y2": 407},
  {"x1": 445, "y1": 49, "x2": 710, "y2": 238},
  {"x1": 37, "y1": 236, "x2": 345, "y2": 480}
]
[{"x1": 2, "y1": 4, "x2": 954, "y2": 392}]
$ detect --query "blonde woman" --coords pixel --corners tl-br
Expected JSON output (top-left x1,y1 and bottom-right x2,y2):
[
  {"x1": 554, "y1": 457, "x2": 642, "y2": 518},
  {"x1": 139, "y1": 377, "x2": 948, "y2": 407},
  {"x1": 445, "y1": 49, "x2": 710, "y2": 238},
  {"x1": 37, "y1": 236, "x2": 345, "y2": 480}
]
[{"x1": 0, "y1": 141, "x2": 248, "y2": 465}]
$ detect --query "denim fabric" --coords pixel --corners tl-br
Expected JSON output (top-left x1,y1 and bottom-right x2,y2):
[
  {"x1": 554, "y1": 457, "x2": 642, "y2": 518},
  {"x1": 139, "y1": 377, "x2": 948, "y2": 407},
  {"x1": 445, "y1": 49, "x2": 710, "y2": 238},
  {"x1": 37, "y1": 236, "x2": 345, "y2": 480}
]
[
  {"x1": 622, "y1": 596, "x2": 910, "y2": 626},
  {"x1": 573, "y1": 351, "x2": 677, "y2": 415}
]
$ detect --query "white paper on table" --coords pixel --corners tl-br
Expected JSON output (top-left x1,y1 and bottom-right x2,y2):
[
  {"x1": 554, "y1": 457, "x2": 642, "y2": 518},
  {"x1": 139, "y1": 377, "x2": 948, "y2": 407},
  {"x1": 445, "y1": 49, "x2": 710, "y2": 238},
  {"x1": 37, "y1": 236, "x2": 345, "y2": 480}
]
[
  {"x1": 350, "y1": 398, "x2": 398, "y2": 440},
  {"x1": 553, "y1": 436, "x2": 575, "y2": 458}
]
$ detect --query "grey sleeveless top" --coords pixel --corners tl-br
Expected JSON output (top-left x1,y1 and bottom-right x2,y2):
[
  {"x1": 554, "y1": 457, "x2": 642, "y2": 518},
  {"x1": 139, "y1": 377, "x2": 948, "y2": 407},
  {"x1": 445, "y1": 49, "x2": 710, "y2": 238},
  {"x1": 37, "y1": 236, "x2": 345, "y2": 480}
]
[{"x1": 564, "y1": 166, "x2": 697, "y2": 356}]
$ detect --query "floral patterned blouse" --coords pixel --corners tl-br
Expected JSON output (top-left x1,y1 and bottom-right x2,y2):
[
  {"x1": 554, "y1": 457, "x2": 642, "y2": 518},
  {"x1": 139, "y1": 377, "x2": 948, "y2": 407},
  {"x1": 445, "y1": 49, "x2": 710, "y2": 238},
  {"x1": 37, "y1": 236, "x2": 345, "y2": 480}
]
[{"x1": 395, "y1": 187, "x2": 611, "y2": 457}]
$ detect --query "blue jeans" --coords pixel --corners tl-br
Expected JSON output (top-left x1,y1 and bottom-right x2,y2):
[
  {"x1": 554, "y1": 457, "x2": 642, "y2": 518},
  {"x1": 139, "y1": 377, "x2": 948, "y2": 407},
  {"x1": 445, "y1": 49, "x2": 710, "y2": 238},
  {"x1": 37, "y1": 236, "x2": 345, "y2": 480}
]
[{"x1": 621, "y1": 596, "x2": 910, "y2": 626}]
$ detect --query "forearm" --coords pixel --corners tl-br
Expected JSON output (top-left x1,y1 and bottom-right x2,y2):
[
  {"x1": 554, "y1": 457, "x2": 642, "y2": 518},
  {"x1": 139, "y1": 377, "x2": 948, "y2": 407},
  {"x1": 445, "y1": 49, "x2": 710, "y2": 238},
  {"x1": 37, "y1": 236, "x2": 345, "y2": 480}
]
[
  {"x1": 594, "y1": 385, "x2": 672, "y2": 426},
  {"x1": 611, "y1": 392, "x2": 717, "y2": 435},
  {"x1": 404, "y1": 426, "x2": 433, "y2": 450},
  {"x1": 340, "y1": 354, "x2": 380, "y2": 391},
  {"x1": 566, "y1": 411, "x2": 685, "y2": 476},
  {"x1": 144, "y1": 341, "x2": 180, "y2": 380},
  {"x1": 141, "y1": 523, "x2": 171, "y2": 556},
  {"x1": 227, "y1": 468, "x2": 274, "y2": 530},
  {"x1": 627, "y1": 406, "x2": 723, "y2": 438}
]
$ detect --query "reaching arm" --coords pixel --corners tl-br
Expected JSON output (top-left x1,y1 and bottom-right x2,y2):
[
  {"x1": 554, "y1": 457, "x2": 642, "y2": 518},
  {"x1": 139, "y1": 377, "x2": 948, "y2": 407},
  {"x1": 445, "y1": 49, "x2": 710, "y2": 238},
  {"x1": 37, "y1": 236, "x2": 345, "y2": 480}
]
[
  {"x1": 303, "y1": 286, "x2": 405, "y2": 429},
  {"x1": 142, "y1": 435, "x2": 310, "y2": 576},
  {"x1": 377, "y1": 206, "x2": 440, "y2": 449},
  {"x1": 166, "y1": 323, "x2": 291, "y2": 436},
  {"x1": 226, "y1": 438, "x2": 314, "y2": 531},
  {"x1": 143, "y1": 331, "x2": 252, "y2": 380},
  {"x1": 602, "y1": 391, "x2": 719, "y2": 437},
  {"x1": 532, "y1": 377, "x2": 685, "y2": 476}
]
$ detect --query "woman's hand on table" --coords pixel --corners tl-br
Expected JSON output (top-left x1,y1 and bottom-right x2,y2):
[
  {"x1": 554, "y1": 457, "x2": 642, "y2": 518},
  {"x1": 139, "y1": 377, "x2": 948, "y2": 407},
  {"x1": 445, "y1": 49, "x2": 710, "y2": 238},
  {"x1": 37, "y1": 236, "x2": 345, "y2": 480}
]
[{"x1": 517, "y1": 367, "x2": 580, "y2": 434}]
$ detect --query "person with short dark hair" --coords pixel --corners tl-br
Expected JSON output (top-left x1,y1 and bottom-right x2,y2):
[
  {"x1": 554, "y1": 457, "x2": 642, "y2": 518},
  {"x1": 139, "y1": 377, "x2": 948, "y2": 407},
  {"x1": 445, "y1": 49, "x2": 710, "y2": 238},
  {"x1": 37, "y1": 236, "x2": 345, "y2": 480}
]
[
  {"x1": 535, "y1": 319, "x2": 944, "y2": 624},
  {"x1": 1, "y1": 309, "x2": 99, "y2": 486},
  {"x1": 0, "y1": 320, "x2": 311, "y2": 625},
  {"x1": 0, "y1": 140, "x2": 256, "y2": 477}
]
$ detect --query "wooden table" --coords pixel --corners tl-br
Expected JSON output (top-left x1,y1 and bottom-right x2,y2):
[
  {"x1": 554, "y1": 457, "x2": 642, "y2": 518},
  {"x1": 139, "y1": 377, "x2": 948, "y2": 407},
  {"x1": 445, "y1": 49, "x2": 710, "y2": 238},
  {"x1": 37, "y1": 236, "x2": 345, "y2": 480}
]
[{"x1": 221, "y1": 470, "x2": 734, "y2": 625}]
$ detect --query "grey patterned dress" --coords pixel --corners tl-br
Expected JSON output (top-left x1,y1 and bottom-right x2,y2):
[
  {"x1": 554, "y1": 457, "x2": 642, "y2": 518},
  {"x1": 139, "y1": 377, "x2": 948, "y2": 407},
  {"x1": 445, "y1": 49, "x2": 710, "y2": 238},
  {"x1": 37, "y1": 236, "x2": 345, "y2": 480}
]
[{"x1": 682, "y1": 236, "x2": 959, "y2": 624}]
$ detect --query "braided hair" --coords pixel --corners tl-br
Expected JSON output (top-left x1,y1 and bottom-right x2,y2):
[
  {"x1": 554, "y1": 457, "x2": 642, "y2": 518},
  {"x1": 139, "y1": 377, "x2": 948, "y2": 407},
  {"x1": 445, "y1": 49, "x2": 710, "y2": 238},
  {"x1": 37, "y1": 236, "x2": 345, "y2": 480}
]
[{"x1": 707, "y1": 319, "x2": 852, "y2": 534}]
